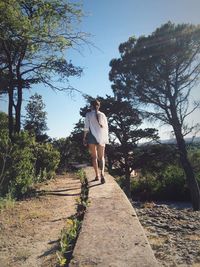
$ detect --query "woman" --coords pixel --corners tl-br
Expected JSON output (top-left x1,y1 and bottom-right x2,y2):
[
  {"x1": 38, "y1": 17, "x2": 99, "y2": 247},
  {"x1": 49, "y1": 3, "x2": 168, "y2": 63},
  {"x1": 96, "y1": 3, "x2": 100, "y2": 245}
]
[{"x1": 83, "y1": 99, "x2": 109, "y2": 183}]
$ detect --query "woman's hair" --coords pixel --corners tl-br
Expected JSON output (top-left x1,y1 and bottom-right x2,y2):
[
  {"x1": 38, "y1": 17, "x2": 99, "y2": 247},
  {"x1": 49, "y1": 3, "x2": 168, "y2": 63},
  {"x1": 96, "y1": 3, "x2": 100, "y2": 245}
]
[
  {"x1": 90, "y1": 99, "x2": 102, "y2": 127},
  {"x1": 90, "y1": 99, "x2": 100, "y2": 109}
]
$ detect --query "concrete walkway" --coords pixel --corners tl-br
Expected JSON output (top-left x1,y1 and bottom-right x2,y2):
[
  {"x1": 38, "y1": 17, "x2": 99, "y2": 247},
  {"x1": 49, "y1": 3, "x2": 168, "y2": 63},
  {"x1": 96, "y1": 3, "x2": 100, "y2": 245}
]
[{"x1": 70, "y1": 167, "x2": 159, "y2": 267}]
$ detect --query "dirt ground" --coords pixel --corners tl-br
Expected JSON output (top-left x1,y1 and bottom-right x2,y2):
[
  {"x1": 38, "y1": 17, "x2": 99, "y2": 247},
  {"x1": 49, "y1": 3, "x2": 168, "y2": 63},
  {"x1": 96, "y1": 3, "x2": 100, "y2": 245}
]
[{"x1": 0, "y1": 173, "x2": 81, "y2": 267}]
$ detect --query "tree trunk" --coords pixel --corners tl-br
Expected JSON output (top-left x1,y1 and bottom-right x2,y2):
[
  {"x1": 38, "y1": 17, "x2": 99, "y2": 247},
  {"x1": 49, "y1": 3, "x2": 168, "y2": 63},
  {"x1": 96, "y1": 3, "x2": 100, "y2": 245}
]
[
  {"x1": 7, "y1": 60, "x2": 15, "y2": 139},
  {"x1": 8, "y1": 86, "x2": 14, "y2": 139},
  {"x1": 174, "y1": 128, "x2": 200, "y2": 211},
  {"x1": 15, "y1": 82, "x2": 22, "y2": 133}
]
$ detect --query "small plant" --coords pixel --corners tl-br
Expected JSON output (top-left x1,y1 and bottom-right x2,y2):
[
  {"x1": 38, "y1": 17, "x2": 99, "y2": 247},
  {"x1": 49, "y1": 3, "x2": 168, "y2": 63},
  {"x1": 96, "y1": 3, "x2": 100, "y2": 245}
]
[
  {"x1": 0, "y1": 193, "x2": 15, "y2": 211},
  {"x1": 57, "y1": 169, "x2": 89, "y2": 266},
  {"x1": 56, "y1": 251, "x2": 67, "y2": 266},
  {"x1": 57, "y1": 216, "x2": 82, "y2": 266},
  {"x1": 76, "y1": 169, "x2": 86, "y2": 184}
]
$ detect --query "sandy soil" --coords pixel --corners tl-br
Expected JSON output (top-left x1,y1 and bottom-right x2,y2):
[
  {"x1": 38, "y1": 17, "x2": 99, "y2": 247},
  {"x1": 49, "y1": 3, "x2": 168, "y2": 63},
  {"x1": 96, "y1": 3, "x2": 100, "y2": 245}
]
[{"x1": 0, "y1": 173, "x2": 81, "y2": 267}]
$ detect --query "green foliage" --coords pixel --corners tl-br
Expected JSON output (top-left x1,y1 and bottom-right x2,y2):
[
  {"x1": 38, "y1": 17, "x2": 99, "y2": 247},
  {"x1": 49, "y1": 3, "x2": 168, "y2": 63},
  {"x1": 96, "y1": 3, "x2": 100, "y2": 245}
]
[
  {"x1": 34, "y1": 142, "x2": 60, "y2": 182},
  {"x1": 114, "y1": 144, "x2": 200, "y2": 201},
  {"x1": 0, "y1": 113, "x2": 11, "y2": 191},
  {"x1": 52, "y1": 138, "x2": 70, "y2": 172},
  {"x1": 109, "y1": 22, "x2": 200, "y2": 209},
  {"x1": 188, "y1": 147, "x2": 200, "y2": 186},
  {"x1": 0, "y1": 112, "x2": 8, "y2": 130},
  {"x1": 109, "y1": 22, "x2": 200, "y2": 122},
  {"x1": 76, "y1": 169, "x2": 87, "y2": 183},
  {"x1": 24, "y1": 93, "x2": 48, "y2": 138},
  {"x1": 134, "y1": 144, "x2": 179, "y2": 174},
  {"x1": 0, "y1": 131, "x2": 35, "y2": 199},
  {"x1": 52, "y1": 120, "x2": 90, "y2": 173},
  {"x1": 130, "y1": 162, "x2": 190, "y2": 201},
  {"x1": 0, "y1": 0, "x2": 85, "y2": 136},
  {"x1": 0, "y1": 193, "x2": 15, "y2": 210},
  {"x1": 131, "y1": 175, "x2": 160, "y2": 200},
  {"x1": 52, "y1": 136, "x2": 86, "y2": 172},
  {"x1": 69, "y1": 120, "x2": 90, "y2": 163},
  {"x1": 0, "y1": 111, "x2": 60, "y2": 198},
  {"x1": 57, "y1": 217, "x2": 81, "y2": 266},
  {"x1": 0, "y1": 0, "x2": 84, "y2": 74}
]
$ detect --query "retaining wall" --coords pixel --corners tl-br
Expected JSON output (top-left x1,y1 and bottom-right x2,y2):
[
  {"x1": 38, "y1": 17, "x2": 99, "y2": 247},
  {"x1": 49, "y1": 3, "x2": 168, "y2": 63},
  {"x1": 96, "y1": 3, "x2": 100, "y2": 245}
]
[{"x1": 70, "y1": 167, "x2": 159, "y2": 267}]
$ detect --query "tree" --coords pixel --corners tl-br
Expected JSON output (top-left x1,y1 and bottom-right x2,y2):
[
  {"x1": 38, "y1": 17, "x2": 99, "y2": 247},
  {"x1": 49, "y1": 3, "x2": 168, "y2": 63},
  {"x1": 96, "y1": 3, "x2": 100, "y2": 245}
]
[
  {"x1": 24, "y1": 93, "x2": 48, "y2": 140},
  {"x1": 0, "y1": 0, "x2": 86, "y2": 137},
  {"x1": 52, "y1": 120, "x2": 90, "y2": 172},
  {"x1": 69, "y1": 119, "x2": 91, "y2": 163},
  {"x1": 109, "y1": 22, "x2": 200, "y2": 210},
  {"x1": 80, "y1": 96, "x2": 158, "y2": 197},
  {"x1": 52, "y1": 137, "x2": 72, "y2": 172}
]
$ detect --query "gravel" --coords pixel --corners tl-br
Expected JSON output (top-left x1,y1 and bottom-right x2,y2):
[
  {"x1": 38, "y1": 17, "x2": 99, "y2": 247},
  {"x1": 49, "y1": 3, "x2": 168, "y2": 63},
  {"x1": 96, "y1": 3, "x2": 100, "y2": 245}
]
[{"x1": 132, "y1": 201, "x2": 200, "y2": 267}]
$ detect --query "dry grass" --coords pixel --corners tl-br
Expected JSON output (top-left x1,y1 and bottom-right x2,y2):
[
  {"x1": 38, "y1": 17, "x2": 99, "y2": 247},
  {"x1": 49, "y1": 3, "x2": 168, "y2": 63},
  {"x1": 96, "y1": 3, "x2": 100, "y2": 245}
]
[
  {"x1": 148, "y1": 235, "x2": 169, "y2": 249},
  {"x1": 142, "y1": 202, "x2": 156, "y2": 209},
  {"x1": 185, "y1": 234, "x2": 200, "y2": 241},
  {"x1": 0, "y1": 173, "x2": 81, "y2": 267},
  {"x1": 0, "y1": 195, "x2": 15, "y2": 211},
  {"x1": 14, "y1": 249, "x2": 31, "y2": 261}
]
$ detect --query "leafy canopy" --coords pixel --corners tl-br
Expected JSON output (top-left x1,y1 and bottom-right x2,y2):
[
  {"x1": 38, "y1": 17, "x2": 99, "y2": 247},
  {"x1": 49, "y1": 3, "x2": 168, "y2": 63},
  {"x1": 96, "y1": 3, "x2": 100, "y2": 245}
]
[{"x1": 109, "y1": 22, "x2": 200, "y2": 135}]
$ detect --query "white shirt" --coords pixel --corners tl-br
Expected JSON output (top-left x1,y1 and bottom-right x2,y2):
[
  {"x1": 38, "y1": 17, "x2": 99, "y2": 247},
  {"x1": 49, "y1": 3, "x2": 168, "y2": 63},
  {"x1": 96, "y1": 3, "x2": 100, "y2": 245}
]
[{"x1": 84, "y1": 110, "x2": 109, "y2": 145}]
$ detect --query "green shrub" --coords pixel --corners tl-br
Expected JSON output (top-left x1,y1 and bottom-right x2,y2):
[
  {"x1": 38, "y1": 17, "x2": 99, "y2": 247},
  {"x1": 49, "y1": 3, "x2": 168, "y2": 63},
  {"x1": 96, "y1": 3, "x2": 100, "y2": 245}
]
[
  {"x1": 0, "y1": 123, "x2": 60, "y2": 198},
  {"x1": 0, "y1": 193, "x2": 15, "y2": 210},
  {"x1": 130, "y1": 164, "x2": 190, "y2": 201},
  {"x1": 131, "y1": 174, "x2": 161, "y2": 200},
  {"x1": 158, "y1": 165, "x2": 188, "y2": 200},
  {"x1": 0, "y1": 129, "x2": 11, "y2": 194},
  {"x1": 0, "y1": 131, "x2": 35, "y2": 199},
  {"x1": 34, "y1": 142, "x2": 60, "y2": 182},
  {"x1": 188, "y1": 148, "x2": 200, "y2": 185}
]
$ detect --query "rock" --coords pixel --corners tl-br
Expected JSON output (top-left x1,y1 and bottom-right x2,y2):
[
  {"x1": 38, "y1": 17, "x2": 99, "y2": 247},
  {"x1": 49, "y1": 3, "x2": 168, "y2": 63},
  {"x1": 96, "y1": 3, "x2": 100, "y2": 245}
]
[{"x1": 132, "y1": 201, "x2": 200, "y2": 267}]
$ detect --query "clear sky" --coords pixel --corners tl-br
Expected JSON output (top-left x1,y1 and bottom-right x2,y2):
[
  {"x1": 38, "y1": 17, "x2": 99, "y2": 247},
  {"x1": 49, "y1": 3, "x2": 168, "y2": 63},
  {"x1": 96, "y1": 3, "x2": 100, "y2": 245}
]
[{"x1": 1, "y1": 0, "x2": 200, "y2": 140}]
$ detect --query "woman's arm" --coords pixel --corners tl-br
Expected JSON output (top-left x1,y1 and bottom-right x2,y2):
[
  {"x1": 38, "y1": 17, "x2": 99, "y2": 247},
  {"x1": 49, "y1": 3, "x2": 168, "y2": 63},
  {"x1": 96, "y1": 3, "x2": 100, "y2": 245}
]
[{"x1": 83, "y1": 114, "x2": 89, "y2": 146}]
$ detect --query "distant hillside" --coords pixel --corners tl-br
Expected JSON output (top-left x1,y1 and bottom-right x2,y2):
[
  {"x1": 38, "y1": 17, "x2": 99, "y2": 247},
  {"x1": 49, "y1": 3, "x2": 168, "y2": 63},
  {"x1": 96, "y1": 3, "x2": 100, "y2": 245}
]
[
  {"x1": 160, "y1": 136, "x2": 200, "y2": 144},
  {"x1": 140, "y1": 136, "x2": 200, "y2": 146}
]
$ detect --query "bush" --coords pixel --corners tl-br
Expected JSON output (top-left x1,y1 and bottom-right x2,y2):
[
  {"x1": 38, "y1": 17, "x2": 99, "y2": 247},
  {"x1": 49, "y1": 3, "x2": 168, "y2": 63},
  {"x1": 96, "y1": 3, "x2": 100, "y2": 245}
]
[
  {"x1": 0, "y1": 121, "x2": 60, "y2": 198},
  {"x1": 52, "y1": 137, "x2": 73, "y2": 172},
  {"x1": 131, "y1": 174, "x2": 161, "y2": 201},
  {"x1": 188, "y1": 148, "x2": 200, "y2": 185},
  {"x1": 0, "y1": 129, "x2": 11, "y2": 193},
  {"x1": 52, "y1": 136, "x2": 90, "y2": 173},
  {"x1": 0, "y1": 131, "x2": 35, "y2": 199},
  {"x1": 158, "y1": 165, "x2": 189, "y2": 201},
  {"x1": 34, "y1": 142, "x2": 60, "y2": 182},
  {"x1": 130, "y1": 164, "x2": 190, "y2": 201},
  {"x1": 0, "y1": 134, "x2": 61, "y2": 198}
]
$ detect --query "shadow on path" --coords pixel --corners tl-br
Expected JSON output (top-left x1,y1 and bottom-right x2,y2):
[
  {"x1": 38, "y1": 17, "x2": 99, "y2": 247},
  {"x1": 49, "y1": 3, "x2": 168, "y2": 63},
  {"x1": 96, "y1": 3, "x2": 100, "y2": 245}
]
[
  {"x1": 42, "y1": 192, "x2": 80, "y2": 197},
  {"x1": 35, "y1": 187, "x2": 81, "y2": 197},
  {"x1": 38, "y1": 241, "x2": 59, "y2": 259}
]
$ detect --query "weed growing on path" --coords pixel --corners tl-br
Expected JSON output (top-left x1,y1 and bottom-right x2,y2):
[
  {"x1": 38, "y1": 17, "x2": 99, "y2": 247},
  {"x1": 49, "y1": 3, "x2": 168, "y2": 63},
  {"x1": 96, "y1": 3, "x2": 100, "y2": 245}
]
[{"x1": 57, "y1": 169, "x2": 89, "y2": 266}]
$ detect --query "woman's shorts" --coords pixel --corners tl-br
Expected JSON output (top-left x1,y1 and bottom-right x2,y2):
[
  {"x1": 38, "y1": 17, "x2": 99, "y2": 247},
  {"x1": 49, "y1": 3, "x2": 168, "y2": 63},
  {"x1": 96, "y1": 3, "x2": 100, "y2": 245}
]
[{"x1": 87, "y1": 131, "x2": 98, "y2": 145}]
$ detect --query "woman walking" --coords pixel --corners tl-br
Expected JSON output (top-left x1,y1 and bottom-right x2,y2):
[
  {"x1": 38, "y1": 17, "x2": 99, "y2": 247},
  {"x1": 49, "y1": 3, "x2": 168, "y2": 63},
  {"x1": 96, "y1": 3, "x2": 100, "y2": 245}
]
[{"x1": 83, "y1": 99, "x2": 109, "y2": 183}]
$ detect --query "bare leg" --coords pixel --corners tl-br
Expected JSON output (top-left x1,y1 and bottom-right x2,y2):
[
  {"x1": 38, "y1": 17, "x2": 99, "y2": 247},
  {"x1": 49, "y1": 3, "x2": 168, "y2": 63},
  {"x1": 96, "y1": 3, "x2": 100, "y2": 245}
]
[
  {"x1": 97, "y1": 145, "x2": 105, "y2": 177},
  {"x1": 89, "y1": 144, "x2": 99, "y2": 178}
]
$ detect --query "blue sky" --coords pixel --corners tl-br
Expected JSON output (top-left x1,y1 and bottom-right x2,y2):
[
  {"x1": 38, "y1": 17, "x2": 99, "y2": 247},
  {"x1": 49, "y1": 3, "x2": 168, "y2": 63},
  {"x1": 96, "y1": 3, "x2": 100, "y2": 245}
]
[{"x1": 1, "y1": 0, "x2": 200, "y2": 139}]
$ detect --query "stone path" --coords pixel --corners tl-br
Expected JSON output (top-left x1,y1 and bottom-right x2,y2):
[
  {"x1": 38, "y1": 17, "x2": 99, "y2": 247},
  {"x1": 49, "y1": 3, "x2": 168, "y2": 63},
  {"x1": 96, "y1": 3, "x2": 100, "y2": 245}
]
[
  {"x1": 133, "y1": 201, "x2": 200, "y2": 267},
  {"x1": 0, "y1": 174, "x2": 81, "y2": 267}
]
